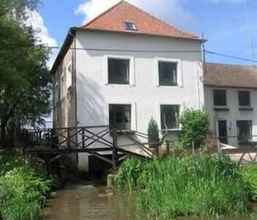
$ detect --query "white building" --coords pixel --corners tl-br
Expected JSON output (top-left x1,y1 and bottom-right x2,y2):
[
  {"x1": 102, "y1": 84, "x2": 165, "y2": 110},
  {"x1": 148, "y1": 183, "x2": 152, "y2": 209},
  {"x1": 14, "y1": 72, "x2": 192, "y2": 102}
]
[
  {"x1": 204, "y1": 63, "x2": 257, "y2": 146},
  {"x1": 51, "y1": 1, "x2": 204, "y2": 170}
]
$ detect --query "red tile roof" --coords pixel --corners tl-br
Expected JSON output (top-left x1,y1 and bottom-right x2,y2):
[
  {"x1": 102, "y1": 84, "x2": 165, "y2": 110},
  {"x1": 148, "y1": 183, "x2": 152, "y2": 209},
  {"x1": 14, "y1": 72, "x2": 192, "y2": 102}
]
[{"x1": 81, "y1": 1, "x2": 200, "y2": 40}]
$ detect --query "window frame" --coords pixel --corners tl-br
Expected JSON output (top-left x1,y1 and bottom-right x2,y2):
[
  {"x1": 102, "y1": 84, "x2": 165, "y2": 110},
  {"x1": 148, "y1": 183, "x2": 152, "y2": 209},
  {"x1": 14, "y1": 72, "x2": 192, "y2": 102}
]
[
  {"x1": 109, "y1": 104, "x2": 132, "y2": 131},
  {"x1": 104, "y1": 55, "x2": 135, "y2": 86},
  {"x1": 155, "y1": 58, "x2": 181, "y2": 87},
  {"x1": 160, "y1": 104, "x2": 180, "y2": 131},
  {"x1": 108, "y1": 57, "x2": 130, "y2": 85},
  {"x1": 238, "y1": 90, "x2": 251, "y2": 107},
  {"x1": 213, "y1": 89, "x2": 227, "y2": 107}
]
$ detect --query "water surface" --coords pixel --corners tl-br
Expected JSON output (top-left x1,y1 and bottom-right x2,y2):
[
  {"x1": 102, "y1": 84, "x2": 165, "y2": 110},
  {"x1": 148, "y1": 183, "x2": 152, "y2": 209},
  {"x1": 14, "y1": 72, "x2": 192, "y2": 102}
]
[{"x1": 43, "y1": 184, "x2": 257, "y2": 220}]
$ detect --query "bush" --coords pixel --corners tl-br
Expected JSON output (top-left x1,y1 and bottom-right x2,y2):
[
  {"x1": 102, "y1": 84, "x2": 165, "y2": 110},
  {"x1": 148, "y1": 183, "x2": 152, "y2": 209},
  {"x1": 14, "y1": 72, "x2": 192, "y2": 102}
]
[
  {"x1": 147, "y1": 118, "x2": 160, "y2": 148},
  {"x1": 0, "y1": 153, "x2": 51, "y2": 220},
  {"x1": 179, "y1": 109, "x2": 209, "y2": 148},
  {"x1": 240, "y1": 164, "x2": 257, "y2": 200},
  {"x1": 115, "y1": 154, "x2": 249, "y2": 219}
]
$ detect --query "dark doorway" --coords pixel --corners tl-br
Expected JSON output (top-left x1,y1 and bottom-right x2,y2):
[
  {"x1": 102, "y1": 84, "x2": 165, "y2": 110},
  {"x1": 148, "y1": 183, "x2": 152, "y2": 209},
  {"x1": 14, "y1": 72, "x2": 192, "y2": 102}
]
[
  {"x1": 109, "y1": 104, "x2": 131, "y2": 131},
  {"x1": 218, "y1": 120, "x2": 228, "y2": 144}
]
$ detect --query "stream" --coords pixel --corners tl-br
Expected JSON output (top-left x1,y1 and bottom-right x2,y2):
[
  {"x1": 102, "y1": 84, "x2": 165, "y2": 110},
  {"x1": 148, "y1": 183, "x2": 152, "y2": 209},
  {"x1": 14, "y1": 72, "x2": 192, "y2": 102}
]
[{"x1": 43, "y1": 184, "x2": 257, "y2": 220}]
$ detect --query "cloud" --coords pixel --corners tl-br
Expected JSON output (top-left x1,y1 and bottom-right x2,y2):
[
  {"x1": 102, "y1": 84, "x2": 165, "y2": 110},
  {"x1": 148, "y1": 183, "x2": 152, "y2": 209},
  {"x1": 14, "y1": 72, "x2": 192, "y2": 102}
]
[
  {"x1": 24, "y1": 9, "x2": 58, "y2": 68},
  {"x1": 75, "y1": 0, "x2": 195, "y2": 31}
]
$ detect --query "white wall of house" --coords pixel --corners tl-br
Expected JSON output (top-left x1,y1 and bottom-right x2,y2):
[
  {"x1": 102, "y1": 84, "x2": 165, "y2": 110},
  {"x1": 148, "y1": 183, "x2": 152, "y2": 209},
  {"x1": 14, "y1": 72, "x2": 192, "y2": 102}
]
[
  {"x1": 74, "y1": 30, "x2": 204, "y2": 171},
  {"x1": 205, "y1": 86, "x2": 257, "y2": 146}
]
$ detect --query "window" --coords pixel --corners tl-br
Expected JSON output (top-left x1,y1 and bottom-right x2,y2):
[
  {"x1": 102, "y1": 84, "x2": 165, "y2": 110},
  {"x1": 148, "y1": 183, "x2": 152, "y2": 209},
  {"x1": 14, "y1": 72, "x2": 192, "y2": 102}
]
[
  {"x1": 109, "y1": 104, "x2": 131, "y2": 130},
  {"x1": 160, "y1": 105, "x2": 179, "y2": 130},
  {"x1": 238, "y1": 91, "x2": 250, "y2": 106},
  {"x1": 237, "y1": 120, "x2": 252, "y2": 144},
  {"x1": 158, "y1": 61, "x2": 177, "y2": 86},
  {"x1": 108, "y1": 58, "x2": 130, "y2": 84},
  {"x1": 213, "y1": 89, "x2": 227, "y2": 106},
  {"x1": 218, "y1": 120, "x2": 228, "y2": 144},
  {"x1": 66, "y1": 63, "x2": 72, "y2": 88},
  {"x1": 124, "y1": 21, "x2": 137, "y2": 31}
]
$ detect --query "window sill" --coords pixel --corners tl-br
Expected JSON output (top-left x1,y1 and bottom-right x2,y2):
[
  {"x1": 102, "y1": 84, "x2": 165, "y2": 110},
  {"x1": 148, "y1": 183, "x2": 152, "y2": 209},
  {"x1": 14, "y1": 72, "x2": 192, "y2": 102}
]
[
  {"x1": 157, "y1": 84, "x2": 179, "y2": 87},
  {"x1": 239, "y1": 107, "x2": 253, "y2": 111},
  {"x1": 214, "y1": 107, "x2": 229, "y2": 111}
]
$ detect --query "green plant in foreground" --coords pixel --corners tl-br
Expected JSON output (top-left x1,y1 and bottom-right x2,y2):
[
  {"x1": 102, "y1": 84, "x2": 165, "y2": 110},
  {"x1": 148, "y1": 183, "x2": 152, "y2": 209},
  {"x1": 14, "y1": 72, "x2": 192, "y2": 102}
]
[
  {"x1": 0, "y1": 153, "x2": 51, "y2": 220},
  {"x1": 240, "y1": 163, "x2": 257, "y2": 200},
  {"x1": 115, "y1": 154, "x2": 250, "y2": 219}
]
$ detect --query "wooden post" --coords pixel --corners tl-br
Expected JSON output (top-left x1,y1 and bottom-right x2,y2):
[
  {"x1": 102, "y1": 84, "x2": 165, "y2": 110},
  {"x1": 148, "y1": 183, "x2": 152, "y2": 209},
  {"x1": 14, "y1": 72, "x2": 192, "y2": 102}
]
[
  {"x1": 166, "y1": 140, "x2": 170, "y2": 155},
  {"x1": 67, "y1": 128, "x2": 71, "y2": 149},
  {"x1": 112, "y1": 129, "x2": 118, "y2": 170},
  {"x1": 217, "y1": 137, "x2": 221, "y2": 153},
  {"x1": 82, "y1": 128, "x2": 85, "y2": 149}
]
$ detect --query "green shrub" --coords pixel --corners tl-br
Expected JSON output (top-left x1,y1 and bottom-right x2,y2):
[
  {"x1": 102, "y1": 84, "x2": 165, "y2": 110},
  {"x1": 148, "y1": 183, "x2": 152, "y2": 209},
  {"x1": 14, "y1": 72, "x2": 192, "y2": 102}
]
[
  {"x1": 115, "y1": 158, "x2": 144, "y2": 192},
  {"x1": 240, "y1": 163, "x2": 257, "y2": 200},
  {"x1": 179, "y1": 109, "x2": 209, "y2": 148},
  {"x1": 0, "y1": 153, "x2": 51, "y2": 220},
  {"x1": 116, "y1": 154, "x2": 249, "y2": 219},
  {"x1": 147, "y1": 118, "x2": 160, "y2": 148}
]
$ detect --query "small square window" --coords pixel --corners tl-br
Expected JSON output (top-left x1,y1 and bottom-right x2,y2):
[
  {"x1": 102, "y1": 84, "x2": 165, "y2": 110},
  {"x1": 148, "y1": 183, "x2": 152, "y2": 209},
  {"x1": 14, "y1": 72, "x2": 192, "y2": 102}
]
[
  {"x1": 124, "y1": 21, "x2": 137, "y2": 31},
  {"x1": 158, "y1": 61, "x2": 178, "y2": 86},
  {"x1": 160, "y1": 105, "x2": 180, "y2": 130},
  {"x1": 108, "y1": 58, "x2": 130, "y2": 84},
  {"x1": 213, "y1": 90, "x2": 227, "y2": 106},
  {"x1": 238, "y1": 91, "x2": 250, "y2": 106}
]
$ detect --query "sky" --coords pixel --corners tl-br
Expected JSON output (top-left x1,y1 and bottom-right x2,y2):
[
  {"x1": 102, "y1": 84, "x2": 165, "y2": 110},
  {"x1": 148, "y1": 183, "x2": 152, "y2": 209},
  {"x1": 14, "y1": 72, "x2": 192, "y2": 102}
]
[{"x1": 29, "y1": 0, "x2": 257, "y2": 67}]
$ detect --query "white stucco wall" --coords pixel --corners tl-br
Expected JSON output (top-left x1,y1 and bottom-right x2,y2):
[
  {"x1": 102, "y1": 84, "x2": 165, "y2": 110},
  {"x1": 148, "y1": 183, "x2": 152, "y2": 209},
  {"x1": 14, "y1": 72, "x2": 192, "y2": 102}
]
[
  {"x1": 205, "y1": 86, "x2": 257, "y2": 146},
  {"x1": 74, "y1": 30, "x2": 204, "y2": 171}
]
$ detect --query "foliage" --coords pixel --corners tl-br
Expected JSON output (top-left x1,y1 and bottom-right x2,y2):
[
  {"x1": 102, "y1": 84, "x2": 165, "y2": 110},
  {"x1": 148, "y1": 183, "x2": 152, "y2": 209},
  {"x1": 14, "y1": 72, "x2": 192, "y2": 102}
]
[
  {"x1": 179, "y1": 109, "x2": 209, "y2": 148},
  {"x1": 0, "y1": 0, "x2": 51, "y2": 145},
  {"x1": 147, "y1": 118, "x2": 160, "y2": 148},
  {"x1": 0, "y1": 153, "x2": 51, "y2": 220},
  {"x1": 240, "y1": 163, "x2": 257, "y2": 200},
  {"x1": 115, "y1": 154, "x2": 249, "y2": 219}
]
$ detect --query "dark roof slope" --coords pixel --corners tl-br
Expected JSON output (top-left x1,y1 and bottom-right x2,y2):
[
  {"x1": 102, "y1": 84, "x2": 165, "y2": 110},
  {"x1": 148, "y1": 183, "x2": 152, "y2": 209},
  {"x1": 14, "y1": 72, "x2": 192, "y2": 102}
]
[
  {"x1": 81, "y1": 1, "x2": 200, "y2": 40},
  {"x1": 204, "y1": 63, "x2": 257, "y2": 89}
]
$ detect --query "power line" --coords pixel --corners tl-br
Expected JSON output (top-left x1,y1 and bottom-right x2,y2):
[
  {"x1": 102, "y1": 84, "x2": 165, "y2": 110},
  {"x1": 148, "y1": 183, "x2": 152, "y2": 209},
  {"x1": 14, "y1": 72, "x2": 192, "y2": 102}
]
[
  {"x1": 1, "y1": 43, "x2": 257, "y2": 63},
  {"x1": 205, "y1": 50, "x2": 257, "y2": 63}
]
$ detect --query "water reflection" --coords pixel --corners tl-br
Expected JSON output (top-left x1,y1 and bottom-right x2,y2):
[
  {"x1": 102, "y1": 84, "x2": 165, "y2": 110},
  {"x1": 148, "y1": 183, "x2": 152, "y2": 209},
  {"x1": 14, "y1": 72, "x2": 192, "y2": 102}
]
[{"x1": 43, "y1": 184, "x2": 256, "y2": 220}]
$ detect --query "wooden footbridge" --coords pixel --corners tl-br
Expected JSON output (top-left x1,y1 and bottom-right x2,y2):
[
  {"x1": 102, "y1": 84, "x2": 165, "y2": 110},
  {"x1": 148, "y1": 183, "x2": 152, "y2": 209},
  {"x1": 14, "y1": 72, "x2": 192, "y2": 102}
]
[{"x1": 21, "y1": 125, "x2": 155, "y2": 170}]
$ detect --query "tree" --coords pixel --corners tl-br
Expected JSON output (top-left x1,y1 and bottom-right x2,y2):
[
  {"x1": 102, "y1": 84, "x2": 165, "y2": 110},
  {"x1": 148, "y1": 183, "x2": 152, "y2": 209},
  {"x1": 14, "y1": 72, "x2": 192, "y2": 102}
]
[
  {"x1": 179, "y1": 109, "x2": 209, "y2": 149},
  {"x1": 147, "y1": 118, "x2": 160, "y2": 148},
  {"x1": 0, "y1": 0, "x2": 51, "y2": 146}
]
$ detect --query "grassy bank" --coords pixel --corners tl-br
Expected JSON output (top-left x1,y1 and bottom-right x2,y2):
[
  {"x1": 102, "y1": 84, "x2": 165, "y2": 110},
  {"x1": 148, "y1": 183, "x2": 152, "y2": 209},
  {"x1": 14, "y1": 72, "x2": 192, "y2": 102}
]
[
  {"x1": 0, "y1": 153, "x2": 51, "y2": 220},
  {"x1": 115, "y1": 154, "x2": 251, "y2": 219}
]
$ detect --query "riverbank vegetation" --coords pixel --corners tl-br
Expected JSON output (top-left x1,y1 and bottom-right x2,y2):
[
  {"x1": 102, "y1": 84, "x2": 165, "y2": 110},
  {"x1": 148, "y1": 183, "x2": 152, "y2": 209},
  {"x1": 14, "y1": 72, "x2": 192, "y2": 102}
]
[
  {"x1": 115, "y1": 154, "x2": 253, "y2": 219},
  {"x1": 0, "y1": 153, "x2": 51, "y2": 220}
]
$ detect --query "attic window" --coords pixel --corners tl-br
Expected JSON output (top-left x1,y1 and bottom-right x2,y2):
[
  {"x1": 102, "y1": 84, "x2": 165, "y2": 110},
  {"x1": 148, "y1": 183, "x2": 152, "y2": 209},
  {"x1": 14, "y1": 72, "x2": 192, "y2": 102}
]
[{"x1": 124, "y1": 21, "x2": 137, "y2": 31}]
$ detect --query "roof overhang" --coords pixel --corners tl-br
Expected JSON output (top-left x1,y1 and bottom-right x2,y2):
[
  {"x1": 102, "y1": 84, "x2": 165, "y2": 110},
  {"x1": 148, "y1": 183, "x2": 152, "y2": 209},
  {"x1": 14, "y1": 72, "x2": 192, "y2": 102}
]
[{"x1": 51, "y1": 27, "x2": 77, "y2": 75}]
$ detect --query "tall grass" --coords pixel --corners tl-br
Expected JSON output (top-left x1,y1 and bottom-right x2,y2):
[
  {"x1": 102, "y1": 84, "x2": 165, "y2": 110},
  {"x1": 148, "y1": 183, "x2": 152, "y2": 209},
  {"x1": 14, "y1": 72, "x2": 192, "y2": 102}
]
[
  {"x1": 115, "y1": 154, "x2": 250, "y2": 219},
  {"x1": 0, "y1": 153, "x2": 51, "y2": 220}
]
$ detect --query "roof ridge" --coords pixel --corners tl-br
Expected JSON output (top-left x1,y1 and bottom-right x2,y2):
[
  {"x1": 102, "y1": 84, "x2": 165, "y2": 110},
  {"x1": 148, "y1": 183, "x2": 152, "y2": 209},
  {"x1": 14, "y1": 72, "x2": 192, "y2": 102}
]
[{"x1": 83, "y1": 0, "x2": 124, "y2": 28}]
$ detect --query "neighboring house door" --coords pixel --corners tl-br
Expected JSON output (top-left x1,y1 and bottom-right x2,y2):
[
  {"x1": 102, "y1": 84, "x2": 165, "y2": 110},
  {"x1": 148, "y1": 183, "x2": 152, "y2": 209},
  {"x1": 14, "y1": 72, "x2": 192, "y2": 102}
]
[
  {"x1": 109, "y1": 104, "x2": 131, "y2": 131},
  {"x1": 218, "y1": 120, "x2": 228, "y2": 144},
  {"x1": 236, "y1": 120, "x2": 252, "y2": 145}
]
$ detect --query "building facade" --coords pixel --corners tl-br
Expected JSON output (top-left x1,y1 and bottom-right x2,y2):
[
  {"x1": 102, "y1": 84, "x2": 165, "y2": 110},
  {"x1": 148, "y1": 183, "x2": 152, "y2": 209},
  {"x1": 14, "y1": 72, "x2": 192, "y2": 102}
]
[
  {"x1": 52, "y1": 1, "x2": 205, "y2": 170},
  {"x1": 204, "y1": 63, "x2": 257, "y2": 146}
]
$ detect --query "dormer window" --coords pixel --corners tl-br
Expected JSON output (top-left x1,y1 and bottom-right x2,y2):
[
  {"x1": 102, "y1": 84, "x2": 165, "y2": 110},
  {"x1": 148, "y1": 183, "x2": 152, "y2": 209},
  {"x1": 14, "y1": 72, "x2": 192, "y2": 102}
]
[{"x1": 124, "y1": 21, "x2": 137, "y2": 31}]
